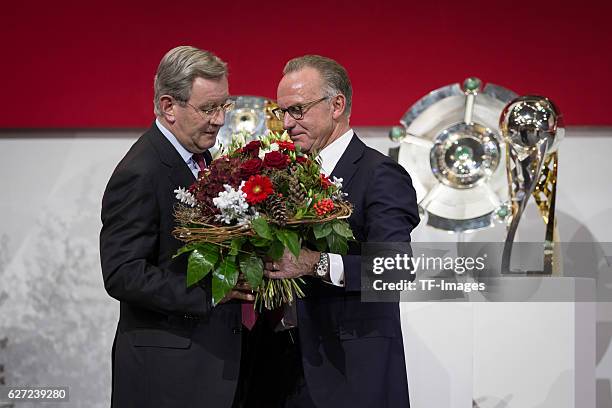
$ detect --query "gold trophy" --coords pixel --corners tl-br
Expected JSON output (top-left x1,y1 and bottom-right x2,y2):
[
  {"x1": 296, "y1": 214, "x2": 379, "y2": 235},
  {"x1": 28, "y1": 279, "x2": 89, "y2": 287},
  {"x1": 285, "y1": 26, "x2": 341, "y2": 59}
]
[{"x1": 499, "y1": 96, "x2": 564, "y2": 275}]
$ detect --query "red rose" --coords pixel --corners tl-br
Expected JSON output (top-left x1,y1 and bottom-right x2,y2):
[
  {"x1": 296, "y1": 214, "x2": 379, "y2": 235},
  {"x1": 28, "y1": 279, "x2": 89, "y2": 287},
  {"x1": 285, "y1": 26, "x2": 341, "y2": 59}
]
[
  {"x1": 277, "y1": 141, "x2": 296, "y2": 151},
  {"x1": 244, "y1": 140, "x2": 261, "y2": 157},
  {"x1": 295, "y1": 155, "x2": 309, "y2": 164},
  {"x1": 242, "y1": 175, "x2": 274, "y2": 204},
  {"x1": 239, "y1": 158, "x2": 263, "y2": 180},
  {"x1": 263, "y1": 151, "x2": 289, "y2": 169}
]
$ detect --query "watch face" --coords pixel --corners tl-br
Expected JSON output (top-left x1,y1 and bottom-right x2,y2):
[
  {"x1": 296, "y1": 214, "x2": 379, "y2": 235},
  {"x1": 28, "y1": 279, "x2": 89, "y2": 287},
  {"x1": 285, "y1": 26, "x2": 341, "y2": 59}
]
[{"x1": 316, "y1": 254, "x2": 329, "y2": 277}]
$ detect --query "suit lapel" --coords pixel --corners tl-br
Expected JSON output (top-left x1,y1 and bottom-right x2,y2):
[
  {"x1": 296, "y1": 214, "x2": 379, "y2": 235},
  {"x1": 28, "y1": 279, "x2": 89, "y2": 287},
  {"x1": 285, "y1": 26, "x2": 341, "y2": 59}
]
[
  {"x1": 330, "y1": 134, "x2": 365, "y2": 192},
  {"x1": 145, "y1": 122, "x2": 196, "y2": 189},
  {"x1": 169, "y1": 161, "x2": 196, "y2": 190}
]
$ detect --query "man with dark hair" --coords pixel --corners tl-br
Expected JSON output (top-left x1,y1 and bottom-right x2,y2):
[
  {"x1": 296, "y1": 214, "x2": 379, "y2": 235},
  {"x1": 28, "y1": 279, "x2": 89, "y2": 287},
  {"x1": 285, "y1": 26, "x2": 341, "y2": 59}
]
[
  {"x1": 100, "y1": 46, "x2": 252, "y2": 407},
  {"x1": 263, "y1": 55, "x2": 420, "y2": 407}
]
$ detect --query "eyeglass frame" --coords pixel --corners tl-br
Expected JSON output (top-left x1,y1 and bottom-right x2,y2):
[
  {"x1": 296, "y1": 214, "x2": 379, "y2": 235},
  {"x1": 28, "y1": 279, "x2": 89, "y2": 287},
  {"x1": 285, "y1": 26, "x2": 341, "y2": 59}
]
[
  {"x1": 181, "y1": 98, "x2": 235, "y2": 119},
  {"x1": 272, "y1": 96, "x2": 330, "y2": 121}
]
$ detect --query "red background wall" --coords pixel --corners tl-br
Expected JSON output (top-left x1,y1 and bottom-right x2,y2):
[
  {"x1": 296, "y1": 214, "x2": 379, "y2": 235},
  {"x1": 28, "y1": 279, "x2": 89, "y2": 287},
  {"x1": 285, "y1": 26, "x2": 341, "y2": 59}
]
[{"x1": 2, "y1": 0, "x2": 611, "y2": 128}]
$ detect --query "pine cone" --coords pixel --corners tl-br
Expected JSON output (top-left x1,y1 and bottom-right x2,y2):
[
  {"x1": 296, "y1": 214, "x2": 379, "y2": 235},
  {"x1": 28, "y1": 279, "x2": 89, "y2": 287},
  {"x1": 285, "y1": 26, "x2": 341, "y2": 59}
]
[
  {"x1": 265, "y1": 194, "x2": 288, "y2": 227},
  {"x1": 288, "y1": 177, "x2": 306, "y2": 206}
]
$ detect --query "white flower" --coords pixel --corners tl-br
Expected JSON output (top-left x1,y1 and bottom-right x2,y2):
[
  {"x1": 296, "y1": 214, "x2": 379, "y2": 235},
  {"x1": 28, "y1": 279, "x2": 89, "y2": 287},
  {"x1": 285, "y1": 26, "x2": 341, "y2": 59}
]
[
  {"x1": 258, "y1": 148, "x2": 270, "y2": 160},
  {"x1": 330, "y1": 177, "x2": 348, "y2": 199},
  {"x1": 174, "y1": 187, "x2": 196, "y2": 207},
  {"x1": 331, "y1": 176, "x2": 344, "y2": 189},
  {"x1": 212, "y1": 182, "x2": 259, "y2": 225},
  {"x1": 269, "y1": 142, "x2": 279, "y2": 152}
]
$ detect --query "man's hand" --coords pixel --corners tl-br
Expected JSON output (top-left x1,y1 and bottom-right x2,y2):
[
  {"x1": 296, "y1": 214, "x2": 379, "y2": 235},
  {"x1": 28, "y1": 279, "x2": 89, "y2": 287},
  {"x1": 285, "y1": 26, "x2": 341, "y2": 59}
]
[
  {"x1": 264, "y1": 248, "x2": 320, "y2": 279},
  {"x1": 218, "y1": 277, "x2": 255, "y2": 303}
]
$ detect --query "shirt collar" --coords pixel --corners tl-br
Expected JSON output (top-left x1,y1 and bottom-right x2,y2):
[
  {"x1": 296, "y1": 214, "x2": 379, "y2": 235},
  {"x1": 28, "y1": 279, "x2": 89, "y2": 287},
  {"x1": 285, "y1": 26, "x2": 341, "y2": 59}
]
[
  {"x1": 155, "y1": 118, "x2": 193, "y2": 164},
  {"x1": 318, "y1": 129, "x2": 354, "y2": 175}
]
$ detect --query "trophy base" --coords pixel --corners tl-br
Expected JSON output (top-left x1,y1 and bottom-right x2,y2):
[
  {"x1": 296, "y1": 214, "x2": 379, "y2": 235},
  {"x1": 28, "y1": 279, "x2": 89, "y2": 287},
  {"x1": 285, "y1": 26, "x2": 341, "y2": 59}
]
[{"x1": 501, "y1": 269, "x2": 552, "y2": 276}]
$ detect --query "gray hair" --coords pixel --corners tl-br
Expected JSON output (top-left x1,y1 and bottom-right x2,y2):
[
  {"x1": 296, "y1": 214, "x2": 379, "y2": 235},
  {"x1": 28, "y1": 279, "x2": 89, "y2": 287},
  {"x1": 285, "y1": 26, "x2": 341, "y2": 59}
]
[
  {"x1": 283, "y1": 55, "x2": 352, "y2": 116},
  {"x1": 154, "y1": 46, "x2": 227, "y2": 116}
]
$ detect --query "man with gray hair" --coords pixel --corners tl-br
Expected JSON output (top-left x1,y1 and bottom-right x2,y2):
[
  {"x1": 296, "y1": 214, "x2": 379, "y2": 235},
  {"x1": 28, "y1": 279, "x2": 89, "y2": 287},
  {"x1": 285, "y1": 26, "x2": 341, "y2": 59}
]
[
  {"x1": 262, "y1": 55, "x2": 419, "y2": 407},
  {"x1": 101, "y1": 46, "x2": 252, "y2": 407}
]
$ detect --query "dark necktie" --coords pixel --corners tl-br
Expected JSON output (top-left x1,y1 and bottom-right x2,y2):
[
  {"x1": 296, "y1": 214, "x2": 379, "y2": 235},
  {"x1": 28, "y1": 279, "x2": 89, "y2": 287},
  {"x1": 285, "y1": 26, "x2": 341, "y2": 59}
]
[
  {"x1": 242, "y1": 303, "x2": 257, "y2": 330},
  {"x1": 191, "y1": 153, "x2": 207, "y2": 177}
]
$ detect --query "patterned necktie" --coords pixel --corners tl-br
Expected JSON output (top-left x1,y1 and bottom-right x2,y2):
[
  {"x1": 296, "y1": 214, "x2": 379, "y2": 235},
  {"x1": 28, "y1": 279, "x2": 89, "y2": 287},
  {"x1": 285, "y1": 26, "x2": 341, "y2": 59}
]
[{"x1": 191, "y1": 153, "x2": 207, "y2": 177}]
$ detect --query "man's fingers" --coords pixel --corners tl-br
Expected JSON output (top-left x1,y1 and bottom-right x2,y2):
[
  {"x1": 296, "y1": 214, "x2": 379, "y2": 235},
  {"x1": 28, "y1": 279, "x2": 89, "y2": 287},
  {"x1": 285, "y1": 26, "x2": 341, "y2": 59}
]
[
  {"x1": 235, "y1": 280, "x2": 253, "y2": 291},
  {"x1": 229, "y1": 290, "x2": 254, "y2": 302},
  {"x1": 263, "y1": 269, "x2": 284, "y2": 279},
  {"x1": 264, "y1": 261, "x2": 280, "y2": 271}
]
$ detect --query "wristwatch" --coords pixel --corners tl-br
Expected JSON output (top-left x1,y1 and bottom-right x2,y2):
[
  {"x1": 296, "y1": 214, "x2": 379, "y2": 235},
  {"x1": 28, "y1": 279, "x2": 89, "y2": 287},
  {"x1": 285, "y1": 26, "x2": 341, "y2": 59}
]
[{"x1": 315, "y1": 252, "x2": 331, "y2": 283}]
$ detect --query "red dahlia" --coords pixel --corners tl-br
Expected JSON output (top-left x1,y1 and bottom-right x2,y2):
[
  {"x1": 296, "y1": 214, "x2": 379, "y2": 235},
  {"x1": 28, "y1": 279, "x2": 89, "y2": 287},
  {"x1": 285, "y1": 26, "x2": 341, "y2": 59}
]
[{"x1": 242, "y1": 175, "x2": 274, "y2": 204}]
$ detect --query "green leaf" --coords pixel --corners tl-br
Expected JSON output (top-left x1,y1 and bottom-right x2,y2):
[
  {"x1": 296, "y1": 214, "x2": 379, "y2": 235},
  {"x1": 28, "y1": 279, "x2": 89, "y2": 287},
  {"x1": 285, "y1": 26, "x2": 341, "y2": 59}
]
[
  {"x1": 174, "y1": 243, "x2": 197, "y2": 258},
  {"x1": 332, "y1": 221, "x2": 354, "y2": 239},
  {"x1": 267, "y1": 239, "x2": 285, "y2": 260},
  {"x1": 186, "y1": 245, "x2": 219, "y2": 287},
  {"x1": 239, "y1": 252, "x2": 264, "y2": 289},
  {"x1": 196, "y1": 242, "x2": 220, "y2": 263},
  {"x1": 314, "y1": 237, "x2": 328, "y2": 252},
  {"x1": 230, "y1": 237, "x2": 246, "y2": 256},
  {"x1": 251, "y1": 217, "x2": 273, "y2": 240},
  {"x1": 313, "y1": 222, "x2": 333, "y2": 239},
  {"x1": 212, "y1": 256, "x2": 239, "y2": 305},
  {"x1": 250, "y1": 235, "x2": 271, "y2": 247},
  {"x1": 326, "y1": 232, "x2": 349, "y2": 255},
  {"x1": 276, "y1": 229, "x2": 301, "y2": 259}
]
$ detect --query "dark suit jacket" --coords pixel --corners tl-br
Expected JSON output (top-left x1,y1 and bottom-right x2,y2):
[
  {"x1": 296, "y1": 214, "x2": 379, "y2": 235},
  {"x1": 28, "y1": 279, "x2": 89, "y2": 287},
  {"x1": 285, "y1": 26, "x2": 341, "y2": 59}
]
[
  {"x1": 100, "y1": 123, "x2": 242, "y2": 408},
  {"x1": 296, "y1": 134, "x2": 419, "y2": 408}
]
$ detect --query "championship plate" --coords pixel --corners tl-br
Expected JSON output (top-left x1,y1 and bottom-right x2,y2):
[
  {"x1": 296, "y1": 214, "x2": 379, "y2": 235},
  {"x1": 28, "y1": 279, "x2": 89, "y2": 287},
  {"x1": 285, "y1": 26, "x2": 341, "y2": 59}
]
[{"x1": 391, "y1": 78, "x2": 517, "y2": 233}]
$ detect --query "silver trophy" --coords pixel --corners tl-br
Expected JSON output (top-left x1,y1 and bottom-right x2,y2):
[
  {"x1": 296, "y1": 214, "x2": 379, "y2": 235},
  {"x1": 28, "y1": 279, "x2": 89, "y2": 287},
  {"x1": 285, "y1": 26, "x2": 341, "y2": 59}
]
[
  {"x1": 391, "y1": 78, "x2": 517, "y2": 233},
  {"x1": 499, "y1": 96, "x2": 564, "y2": 274},
  {"x1": 212, "y1": 95, "x2": 283, "y2": 154}
]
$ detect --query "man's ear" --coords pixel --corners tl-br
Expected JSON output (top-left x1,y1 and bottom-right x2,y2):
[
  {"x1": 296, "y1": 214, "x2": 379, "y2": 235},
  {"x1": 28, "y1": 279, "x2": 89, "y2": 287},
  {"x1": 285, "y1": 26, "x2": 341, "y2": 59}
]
[
  {"x1": 159, "y1": 95, "x2": 177, "y2": 124},
  {"x1": 331, "y1": 94, "x2": 347, "y2": 120}
]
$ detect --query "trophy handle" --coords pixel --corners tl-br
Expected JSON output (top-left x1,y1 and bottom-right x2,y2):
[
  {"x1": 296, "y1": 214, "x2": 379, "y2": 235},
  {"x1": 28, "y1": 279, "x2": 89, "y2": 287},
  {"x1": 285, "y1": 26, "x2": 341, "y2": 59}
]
[{"x1": 502, "y1": 140, "x2": 551, "y2": 275}]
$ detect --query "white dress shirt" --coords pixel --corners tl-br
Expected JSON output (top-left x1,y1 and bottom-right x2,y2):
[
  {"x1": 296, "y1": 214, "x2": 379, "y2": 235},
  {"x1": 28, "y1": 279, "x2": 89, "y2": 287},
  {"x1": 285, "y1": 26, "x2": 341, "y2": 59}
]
[
  {"x1": 156, "y1": 119, "x2": 203, "y2": 178},
  {"x1": 317, "y1": 129, "x2": 354, "y2": 287}
]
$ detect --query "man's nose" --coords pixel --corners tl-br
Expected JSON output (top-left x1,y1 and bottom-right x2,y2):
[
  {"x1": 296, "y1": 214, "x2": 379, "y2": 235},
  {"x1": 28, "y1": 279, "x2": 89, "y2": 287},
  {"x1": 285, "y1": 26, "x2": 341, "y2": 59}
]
[
  {"x1": 283, "y1": 112, "x2": 296, "y2": 130},
  {"x1": 208, "y1": 108, "x2": 225, "y2": 126}
]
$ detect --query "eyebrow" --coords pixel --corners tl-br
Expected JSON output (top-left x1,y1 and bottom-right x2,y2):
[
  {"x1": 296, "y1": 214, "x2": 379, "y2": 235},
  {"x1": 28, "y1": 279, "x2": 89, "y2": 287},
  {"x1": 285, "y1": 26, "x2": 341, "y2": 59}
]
[
  {"x1": 286, "y1": 102, "x2": 306, "y2": 109},
  {"x1": 197, "y1": 98, "x2": 230, "y2": 110}
]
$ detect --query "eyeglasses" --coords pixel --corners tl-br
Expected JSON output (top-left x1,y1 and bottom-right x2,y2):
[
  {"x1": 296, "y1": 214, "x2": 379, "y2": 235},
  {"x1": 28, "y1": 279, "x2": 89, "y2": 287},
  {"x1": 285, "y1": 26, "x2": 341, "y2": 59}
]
[
  {"x1": 185, "y1": 99, "x2": 235, "y2": 119},
  {"x1": 272, "y1": 96, "x2": 329, "y2": 121}
]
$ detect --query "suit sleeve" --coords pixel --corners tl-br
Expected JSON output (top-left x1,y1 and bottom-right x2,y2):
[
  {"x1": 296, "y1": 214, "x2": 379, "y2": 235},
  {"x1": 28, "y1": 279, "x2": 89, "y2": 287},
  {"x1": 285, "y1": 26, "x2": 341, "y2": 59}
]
[
  {"x1": 100, "y1": 166, "x2": 211, "y2": 316},
  {"x1": 342, "y1": 161, "x2": 419, "y2": 292}
]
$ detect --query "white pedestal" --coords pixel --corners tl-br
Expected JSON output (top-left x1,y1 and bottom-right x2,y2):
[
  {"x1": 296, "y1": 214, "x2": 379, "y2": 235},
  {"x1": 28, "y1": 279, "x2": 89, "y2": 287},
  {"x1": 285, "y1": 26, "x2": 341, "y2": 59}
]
[{"x1": 400, "y1": 278, "x2": 596, "y2": 408}]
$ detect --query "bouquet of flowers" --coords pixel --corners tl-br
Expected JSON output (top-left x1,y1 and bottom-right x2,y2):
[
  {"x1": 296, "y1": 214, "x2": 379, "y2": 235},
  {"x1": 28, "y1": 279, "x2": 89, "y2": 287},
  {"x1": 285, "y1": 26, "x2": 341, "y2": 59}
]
[{"x1": 173, "y1": 132, "x2": 353, "y2": 310}]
